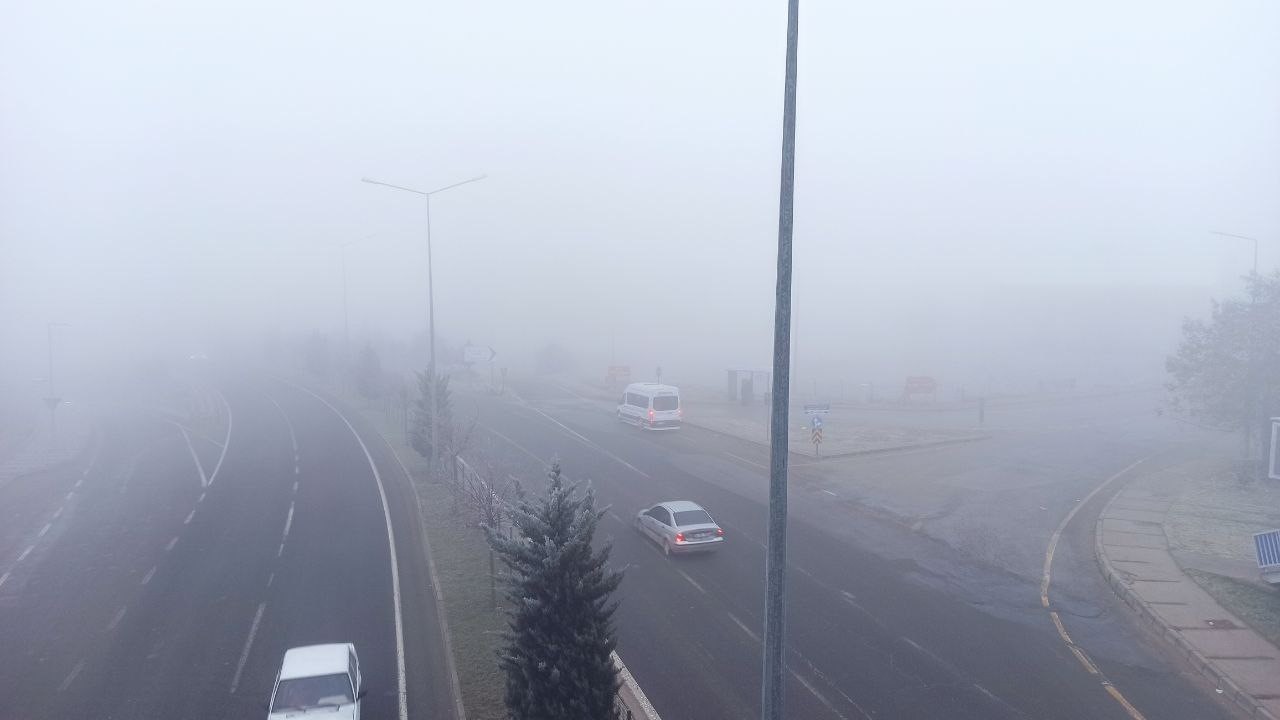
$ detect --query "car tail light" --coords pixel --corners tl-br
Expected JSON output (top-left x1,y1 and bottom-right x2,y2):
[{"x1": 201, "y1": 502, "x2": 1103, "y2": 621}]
[
  {"x1": 675, "y1": 532, "x2": 685, "y2": 542},
  {"x1": 715, "y1": 528, "x2": 724, "y2": 537},
  {"x1": 648, "y1": 409, "x2": 655, "y2": 419}
]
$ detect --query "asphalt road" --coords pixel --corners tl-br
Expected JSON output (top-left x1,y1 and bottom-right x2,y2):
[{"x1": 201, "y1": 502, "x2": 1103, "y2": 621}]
[
  {"x1": 0, "y1": 377, "x2": 455, "y2": 720},
  {"x1": 455, "y1": 380, "x2": 1236, "y2": 720},
  {"x1": 0, "y1": 373, "x2": 1238, "y2": 720}
]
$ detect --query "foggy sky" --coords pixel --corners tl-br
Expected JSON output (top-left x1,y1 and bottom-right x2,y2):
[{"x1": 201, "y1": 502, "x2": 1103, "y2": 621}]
[{"x1": 3, "y1": 0, "x2": 1278, "y2": 396}]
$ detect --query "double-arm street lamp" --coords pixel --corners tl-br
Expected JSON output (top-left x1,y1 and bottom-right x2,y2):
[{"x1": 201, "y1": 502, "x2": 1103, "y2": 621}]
[{"x1": 361, "y1": 174, "x2": 486, "y2": 466}]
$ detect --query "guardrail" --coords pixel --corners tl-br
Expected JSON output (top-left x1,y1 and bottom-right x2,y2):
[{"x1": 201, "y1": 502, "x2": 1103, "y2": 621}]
[{"x1": 613, "y1": 651, "x2": 661, "y2": 720}]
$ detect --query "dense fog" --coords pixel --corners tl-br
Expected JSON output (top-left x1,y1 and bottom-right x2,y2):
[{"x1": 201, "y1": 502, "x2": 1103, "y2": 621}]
[{"x1": 4, "y1": 0, "x2": 1277, "y2": 400}]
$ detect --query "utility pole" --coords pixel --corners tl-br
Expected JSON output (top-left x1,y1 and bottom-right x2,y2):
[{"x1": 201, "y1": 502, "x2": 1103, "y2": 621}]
[{"x1": 762, "y1": 0, "x2": 800, "y2": 717}]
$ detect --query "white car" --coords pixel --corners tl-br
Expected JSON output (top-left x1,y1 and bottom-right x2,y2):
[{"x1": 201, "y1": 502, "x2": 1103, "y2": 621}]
[
  {"x1": 635, "y1": 500, "x2": 725, "y2": 555},
  {"x1": 268, "y1": 644, "x2": 363, "y2": 719}
]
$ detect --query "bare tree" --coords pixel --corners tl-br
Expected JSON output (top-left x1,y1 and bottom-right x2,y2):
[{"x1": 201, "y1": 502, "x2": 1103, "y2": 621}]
[{"x1": 458, "y1": 446, "x2": 516, "y2": 608}]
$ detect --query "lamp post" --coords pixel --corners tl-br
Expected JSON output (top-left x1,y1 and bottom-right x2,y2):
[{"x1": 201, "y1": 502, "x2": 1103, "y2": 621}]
[
  {"x1": 361, "y1": 174, "x2": 486, "y2": 468},
  {"x1": 1212, "y1": 231, "x2": 1268, "y2": 473},
  {"x1": 1211, "y1": 231, "x2": 1260, "y2": 278},
  {"x1": 45, "y1": 322, "x2": 69, "y2": 440}
]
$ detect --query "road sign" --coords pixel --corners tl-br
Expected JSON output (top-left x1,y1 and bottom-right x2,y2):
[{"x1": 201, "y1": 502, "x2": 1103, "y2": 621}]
[
  {"x1": 904, "y1": 376, "x2": 937, "y2": 395},
  {"x1": 803, "y1": 402, "x2": 830, "y2": 415},
  {"x1": 810, "y1": 415, "x2": 823, "y2": 430},
  {"x1": 1256, "y1": 529, "x2": 1280, "y2": 585},
  {"x1": 1271, "y1": 417, "x2": 1280, "y2": 481},
  {"x1": 464, "y1": 345, "x2": 496, "y2": 364},
  {"x1": 811, "y1": 426, "x2": 823, "y2": 456}
]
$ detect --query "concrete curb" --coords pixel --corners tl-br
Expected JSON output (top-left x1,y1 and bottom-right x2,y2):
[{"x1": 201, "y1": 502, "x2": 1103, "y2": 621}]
[
  {"x1": 680, "y1": 417, "x2": 987, "y2": 461},
  {"x1": 1094, "y1": 490, "x2": 1279, "y2": 720}
]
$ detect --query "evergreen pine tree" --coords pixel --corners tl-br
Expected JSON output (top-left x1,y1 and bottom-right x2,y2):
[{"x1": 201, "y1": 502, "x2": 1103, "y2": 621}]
[
  {"x1": 410, "y1": 366, "x2": 451, "y2": 463},
  {"x1": 487, "y1": 461, "x2": 623, "y2": 720}
]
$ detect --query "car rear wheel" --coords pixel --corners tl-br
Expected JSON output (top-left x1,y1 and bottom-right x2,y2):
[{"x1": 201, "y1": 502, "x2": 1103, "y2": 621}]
[{"x1": 663, "y1": 539, "x2": 672, "y2": 556}]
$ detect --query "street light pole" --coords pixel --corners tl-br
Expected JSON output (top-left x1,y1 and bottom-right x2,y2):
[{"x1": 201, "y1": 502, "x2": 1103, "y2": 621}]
[
  {"x1": 1212, "y1": 231, "x2": 1259, "y2": 277},
  {"x1": 341, "y1": 241, "x2": 351, "y2": 368},
  {"x1": 362, "y1": 174, "x2": 485, "y2": 469},
  {"x1": 45, "y1": 322, "x2": 69, "y2": 440},
  {"x1": 762, "y1": 0, "x2": 800, "y2": 717},
  {"x1": 1212, "y1": 231, "x2": 1267, "y2": 473}
]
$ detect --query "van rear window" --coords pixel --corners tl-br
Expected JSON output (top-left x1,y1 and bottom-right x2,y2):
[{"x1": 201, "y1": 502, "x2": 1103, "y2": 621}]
[{"x1": 652, "y1": 396, "x2": 678, "y2": 411}]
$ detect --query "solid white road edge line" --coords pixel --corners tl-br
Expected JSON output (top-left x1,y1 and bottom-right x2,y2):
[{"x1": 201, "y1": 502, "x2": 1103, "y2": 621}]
[
  {"x1": 264, "y1": 393, "x2": 299, "y2": 456},
  {"x1": 293, "y1": 386, "x2": 408, "y2": 720},
  {"x1": 377, "y1": 421, "x2": 468, "y2": 720},
  {"x1": 178, "y1": 426, "x2": 209, "y2": 488},
  {"x1": 206, "y1": 391, "x2": 234, "y2": 487},
  {"x1": 230, "y1": 602, "x2": 267, "y2": 694}
]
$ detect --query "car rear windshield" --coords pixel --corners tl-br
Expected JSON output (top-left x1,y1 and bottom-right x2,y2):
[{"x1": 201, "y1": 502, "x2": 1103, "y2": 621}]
[
  {"x1": 653, "y1": 396, "x2": 679, "y2": 411},
  {"x1": 673, "y1": 509, "x2": 713, "y2": 526},
  {"x1": 272, "y1": 673, "x2": 353, "y2": 711}
]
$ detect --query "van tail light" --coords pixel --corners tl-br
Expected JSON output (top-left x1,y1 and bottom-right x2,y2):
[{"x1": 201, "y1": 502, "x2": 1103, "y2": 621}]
[
  {"x1": 715, "y1": 528, "x2": 724, "y2": 537},
  {"x1": 675, "y1": 532, "x2": 685, "y2": 542}
]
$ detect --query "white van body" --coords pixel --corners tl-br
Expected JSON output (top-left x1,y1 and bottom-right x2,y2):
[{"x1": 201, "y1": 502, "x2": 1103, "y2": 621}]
[{"x1": 617, "y1": 383, "x2": 682, "y2": 430}]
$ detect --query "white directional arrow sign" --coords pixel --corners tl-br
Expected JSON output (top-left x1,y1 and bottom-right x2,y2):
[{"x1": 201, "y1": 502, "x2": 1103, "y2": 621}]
[{"x1": 464, "y1": 345, "x2": 497, "y2": 364}]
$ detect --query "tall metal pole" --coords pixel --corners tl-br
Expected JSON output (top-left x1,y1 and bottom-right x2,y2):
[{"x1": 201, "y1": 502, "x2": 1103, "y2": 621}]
[
  {"x1": 426, "y1": 194, "x2": 437, "y2": 471},
  {"x1": 47, "y1": 322, "x2": 56, "y2": 400},
  {"x1": 762, "y1": 0, "x2": 800, "y2": 717},
  {"x1": 341, "y1": 243, "x2": 351, "y2": 367},
  {"x1": 361, "y1": 174, "x2": 485, "y2": 469}
]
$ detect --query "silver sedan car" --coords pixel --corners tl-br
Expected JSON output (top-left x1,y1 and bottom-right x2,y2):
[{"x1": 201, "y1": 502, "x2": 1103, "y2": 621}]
[{"x1": 635, "y1": 500, "x2": 724, "y2": 555}]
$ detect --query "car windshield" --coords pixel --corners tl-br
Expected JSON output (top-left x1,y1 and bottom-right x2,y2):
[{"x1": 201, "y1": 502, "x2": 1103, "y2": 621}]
[
  {"x1": 673, "y1": 510, "x2": 713, "y2": 527},
  {"x1": 272, "y1": 674, "x2": 353, "y2": 711},
  {"x1": 652, "y1": 396, "x2": 678, "y2": 411}
]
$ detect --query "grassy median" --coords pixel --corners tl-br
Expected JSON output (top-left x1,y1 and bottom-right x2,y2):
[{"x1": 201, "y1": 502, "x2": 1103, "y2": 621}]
[
  {"x1": 1185, "y1": 568, "x2": 1280, "y2": 649},
  {"x1": 356, "y1": 404, "x2": 508, "y2": 720}
]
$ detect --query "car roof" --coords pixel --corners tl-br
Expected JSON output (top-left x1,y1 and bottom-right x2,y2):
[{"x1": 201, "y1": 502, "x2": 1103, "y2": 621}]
[
  {"x1": 657, "y1": 500, "x2": 707, "y2": 513},
  {"x1": 279, "y1": 644, "x2": 354, "y2": 680},
  {"x1": 624, "y1": 383, "x2": 679, "y2": 395}
]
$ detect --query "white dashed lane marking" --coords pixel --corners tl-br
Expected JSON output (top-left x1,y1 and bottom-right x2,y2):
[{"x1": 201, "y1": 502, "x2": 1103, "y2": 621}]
[
  {"x1": 58, "y1": 660, "x2": 85, "y2": 692},
  {"x1": 229, "y1": 602, "x2": 267, "y2": 694},
  {"x1": 106, "y1": 606, "x2": 127, "y2": 631},
  {"x1": 141, "y1": 566, "x2": 156, "y2": 585}
]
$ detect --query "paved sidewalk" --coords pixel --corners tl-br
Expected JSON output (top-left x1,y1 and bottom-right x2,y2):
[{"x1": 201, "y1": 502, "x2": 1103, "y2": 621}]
[{"x1": 1097, "y1": 459, "x2": 1280, "y2": 720}]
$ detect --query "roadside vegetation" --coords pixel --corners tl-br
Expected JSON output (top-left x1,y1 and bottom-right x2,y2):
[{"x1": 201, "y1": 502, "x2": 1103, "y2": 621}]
[
  {"x1": 352, "y1": 390, "x2": 509, "y2": 720},
  {"x1": 1185, "y1": 568, "x2": 1280, "y2": 650}
]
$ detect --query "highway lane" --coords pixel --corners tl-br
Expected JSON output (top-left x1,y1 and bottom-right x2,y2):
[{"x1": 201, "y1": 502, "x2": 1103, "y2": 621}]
[
  {"x1": 0, "y1": 377, "x2": 456, "y2": 720},
  {"x1": 459, "y1": 382, "x2": 1233, "y2": 720},
  {"x1": 0, "y1": 411, "x2": 204, "y2": 720}
]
